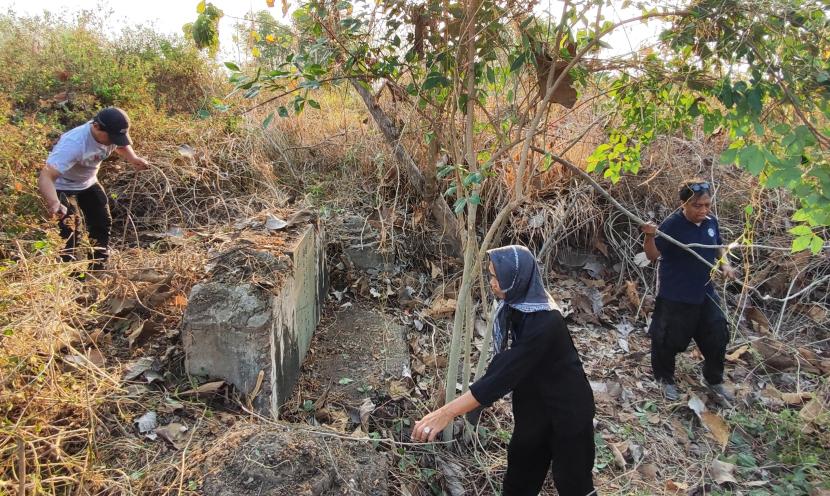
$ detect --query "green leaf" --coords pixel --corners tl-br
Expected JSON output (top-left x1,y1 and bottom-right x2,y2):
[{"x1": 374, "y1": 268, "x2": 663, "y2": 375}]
[
  {"x1": 720, "y1": 148, "x2": 738, "y2": 165},
  {"x1": 792, "y1": 209, "x2": 810, "y2": 222},
  {"x1": 703, "y1": 113, "x2": 720, "y2": 134},
  {"x1": 453, "y1": 197, "x2": 467, "y2": 213},
  {"x1": 717, "y1": 82, "x2": 734, "y2": 108},
  {"x1": 437, "y1": 164, "x2": 454, "y2": 179},
  {"x1": 789, "y1": 225, "x2": 812, "y2": 236},
  {"x1": 444, "y1": 184, "x2": 457, "y2": 197},
  {"x1": 307, "y1": 99, "x2": 321, "y2": 109},
  {"x1": 422, "y1": 72, "x2": 450, "y2": 90},
  {"x1": 810, "y1": 235, "x2": 824, "y2": 254},
  {"x1": 773, "y1": 123, "x2": 791, "y2": 135},
  {"x1": 278, "y1": 106, "x2": 289, "y2": 117},
  {"x1": 244, "y1": 86, "x2": 261, "y2": 99},
  {"x1": 293, "y1": 96, "x2": 305, "y2": 113},
  {"x1": 196, "y1": 109, "x2": 210, "y2": 119},
  {"x1": 338, "y1": 377, "x2": 354, "y2": 385},
  {"x1": 794, "y1": 125, "x2": 816, "y2": 147},
  {"x1": 224, "y1": 61, "x2": 241, "y2": 72},
  {"x1": 299, "y1": 80, "x2": 321, "y2": 90},
  {"x1": 468, "y1": 194, "x2": 481, "y2": 206},
  {"x1": 262, "y1": 112, "x2": 274, "y2": 129},
  {"x1": 792, "y1": 235, "x2": 812, "y2": 252},
  {"x1": 486, "y1": 65, "x2": 496, "y2": 84},
  {"x1": 509, "y1": 52, "x2": 527, "y2": 74},
  {"x1": 540, "y1": 153, "x2": 553, "y2": 172},
  {"x1": 747, "y1": 87, "x2": 762, "y2": 115},
  {"x1": 457, "y1": 93, "x2": 468, "y2": 113},
  {"x1": 737, "y1": 145, "x2": 765, "y2": 175},
  {"x1": 463, "y1": 172, "x2": 482, "y2": 187}
]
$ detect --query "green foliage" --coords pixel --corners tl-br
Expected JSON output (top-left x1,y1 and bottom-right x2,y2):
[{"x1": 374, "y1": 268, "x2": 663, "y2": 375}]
[
  {"x1": 191, "y1": 2, "x2": 223, "y2": 57},
  {"x1": 594, "y1": 0, "x2": 830, "y2": 251},
  {"x1": 729, "y1": 408, "x2": 828, "y2": 493},
  {"x1": 593, "y1": 432, "x2": 614, "y2": 471}
]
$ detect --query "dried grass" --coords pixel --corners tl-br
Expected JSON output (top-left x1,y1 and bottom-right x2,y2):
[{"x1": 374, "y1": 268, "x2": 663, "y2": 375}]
[
  {"x1": 0, "y1": 227, "x2": 265, "y2": 494},
  {"x1": 104, "y1": 116, "x2": 288, "y2": 240},
  {"x1": 0, "y1": 112, "x2": 295, "y2": 493}
]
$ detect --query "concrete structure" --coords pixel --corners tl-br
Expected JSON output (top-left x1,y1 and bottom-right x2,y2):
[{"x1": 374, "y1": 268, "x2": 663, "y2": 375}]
[
  {"x1": 183, "y1": 224, "x2": 325, "y2": 417},
  {"x1": 340, "y1": 214, "x2": 394, "y2": 272}
]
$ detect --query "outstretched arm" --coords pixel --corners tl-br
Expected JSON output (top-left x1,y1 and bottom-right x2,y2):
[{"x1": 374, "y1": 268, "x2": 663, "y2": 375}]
[
  {"x1": 412, "y1": 391, "x2": 481, "y2": 442},
  {"x1": 114, "y1": 145, "x2": 149, "y2": 170}
]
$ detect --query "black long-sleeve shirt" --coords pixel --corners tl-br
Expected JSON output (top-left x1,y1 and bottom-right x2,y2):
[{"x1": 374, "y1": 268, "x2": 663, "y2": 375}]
[{"x1": 469, "y1": 309, "x2": 595, "y2": 432}]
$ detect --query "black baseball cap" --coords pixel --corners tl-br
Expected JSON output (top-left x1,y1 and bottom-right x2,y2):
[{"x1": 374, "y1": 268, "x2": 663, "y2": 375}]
[{"x1": 93, "y1": 107, "x2": 132, "y2": 146}]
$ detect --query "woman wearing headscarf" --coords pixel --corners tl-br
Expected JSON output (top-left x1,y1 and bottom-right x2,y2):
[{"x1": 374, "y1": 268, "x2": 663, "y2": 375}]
[{"x1": 412, "y1": 245, "x2": 596, "y2": 496}]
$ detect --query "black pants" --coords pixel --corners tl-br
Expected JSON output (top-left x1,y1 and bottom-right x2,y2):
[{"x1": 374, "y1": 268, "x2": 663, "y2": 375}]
[
  {"x1": 650, "y1": 296, "x2": 728, "y2": 385},
  {"x1": 503, "y1": 393, "x2": 596, "y2": 496},
  {"x1": 57, "y1": 183, "x2": 112, "y2": 271}
]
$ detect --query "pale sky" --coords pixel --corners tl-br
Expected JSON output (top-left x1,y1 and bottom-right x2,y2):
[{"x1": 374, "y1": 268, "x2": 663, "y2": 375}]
[{"x1": 3, "y1": 0, "x2": 662, "y2": 62}]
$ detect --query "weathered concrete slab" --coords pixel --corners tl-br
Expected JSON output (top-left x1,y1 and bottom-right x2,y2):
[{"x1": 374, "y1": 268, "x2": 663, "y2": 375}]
[{"x1": 183, "y1": 224, "x2": 325, "y2": 417}]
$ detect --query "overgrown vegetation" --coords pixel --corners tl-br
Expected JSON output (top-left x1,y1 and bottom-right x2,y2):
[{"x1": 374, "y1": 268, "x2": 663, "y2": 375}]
[
  {"x1": 1, "y1": 2, "x2": 829, "y2": 495},
  {"x1": 0, "y1": 10, "x2": 222, "y2": 236}
]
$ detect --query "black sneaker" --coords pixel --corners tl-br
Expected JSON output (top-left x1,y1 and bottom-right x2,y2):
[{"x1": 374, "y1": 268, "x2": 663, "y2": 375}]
[{"x1": 707, "y1": 382, "x2": 735, "y2": 405}]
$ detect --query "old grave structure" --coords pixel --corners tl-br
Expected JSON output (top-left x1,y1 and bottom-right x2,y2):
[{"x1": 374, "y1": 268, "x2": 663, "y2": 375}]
[{"x1": 183, "y1": 217, "x2": 325, "y2": 417}]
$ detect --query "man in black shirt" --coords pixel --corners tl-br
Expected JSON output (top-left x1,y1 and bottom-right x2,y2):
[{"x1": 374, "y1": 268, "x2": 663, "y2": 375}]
[
  {"x1": 641, "y1": 178, "x2": 736, "y2": 403},
  {"x1": 412, "y1": 245, "x2": 596, "y2": 496}
]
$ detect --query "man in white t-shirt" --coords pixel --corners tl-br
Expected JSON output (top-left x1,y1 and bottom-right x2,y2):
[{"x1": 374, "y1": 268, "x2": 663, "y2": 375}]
[{"x1": 38, "y1": 107, "x2": 149, "y2": 271}]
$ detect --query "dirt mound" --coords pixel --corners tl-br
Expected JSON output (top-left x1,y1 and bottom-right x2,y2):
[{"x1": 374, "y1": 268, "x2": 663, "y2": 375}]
[{"x1": 199, "y1": 425, "x2": 389, "y2": 496}]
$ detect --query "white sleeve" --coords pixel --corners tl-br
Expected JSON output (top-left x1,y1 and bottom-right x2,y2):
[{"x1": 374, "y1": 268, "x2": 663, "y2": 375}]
[{"x1": 46, "y1": 135, "x2": 81, "y2": 173}]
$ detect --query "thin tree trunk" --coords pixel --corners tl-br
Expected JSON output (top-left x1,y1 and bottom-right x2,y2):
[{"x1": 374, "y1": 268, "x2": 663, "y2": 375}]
[
  {"x1": 351, "y1": 80, "x2": 462, "y2": 257},
  {"x1": 442, "y1": 231, "x2": 476, "y2": 440},
  {"x1": 461, "y1": 301, "x2": 478, "y2": 393},
  {"x1": 474, "y1": 272, "x2": 493, "y2": 381},
  {"x1": 442, "y1": 0, "x2": 481, "y2": 441}
]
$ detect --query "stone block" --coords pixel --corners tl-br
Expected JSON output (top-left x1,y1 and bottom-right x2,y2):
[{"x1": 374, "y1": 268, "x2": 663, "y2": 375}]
[{"x1": 183, "y1": 224, "x2": 325, "y2": 417}]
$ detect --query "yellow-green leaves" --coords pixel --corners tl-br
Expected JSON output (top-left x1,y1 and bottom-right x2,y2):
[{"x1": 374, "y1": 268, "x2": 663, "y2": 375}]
[
  {"x1": 191, "y1": 3, "x2": 223, "y2": 57},
  {"x1": 790, "y1": 225, "x2": 824, "y2": 254}
]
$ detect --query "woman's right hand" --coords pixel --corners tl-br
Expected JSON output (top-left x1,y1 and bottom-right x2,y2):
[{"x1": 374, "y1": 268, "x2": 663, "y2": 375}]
[{"x1": 413, "y1": 408, "x2": 453, "y2": 442}]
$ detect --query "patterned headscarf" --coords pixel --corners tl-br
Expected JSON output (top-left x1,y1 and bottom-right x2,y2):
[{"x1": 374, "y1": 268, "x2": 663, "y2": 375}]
[{"x1": 487, "y1": 245, "x2": 560, "y2": 354}]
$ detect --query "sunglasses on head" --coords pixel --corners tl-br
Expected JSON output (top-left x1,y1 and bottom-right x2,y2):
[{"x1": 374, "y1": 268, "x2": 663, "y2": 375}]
[{"x1": 688, "y1": 182, "x2": 710, "y2": 192}]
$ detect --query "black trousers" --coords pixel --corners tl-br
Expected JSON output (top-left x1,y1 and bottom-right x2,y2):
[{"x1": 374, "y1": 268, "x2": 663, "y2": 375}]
[
  {"x1": 56, "y1": 182, "x2": 112, "y2": 271},
  {"x1": 649, "y1": 296, "x2": 728, "y2": 386},
  {"x1": 503, "y1": 393, "x2": 596, "y2": 496}
]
